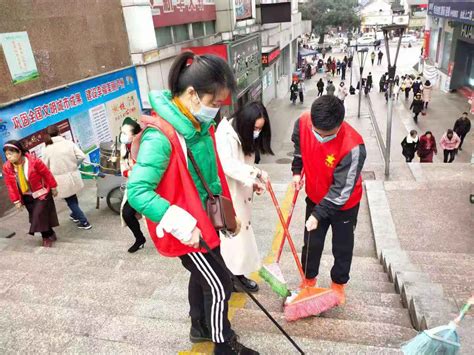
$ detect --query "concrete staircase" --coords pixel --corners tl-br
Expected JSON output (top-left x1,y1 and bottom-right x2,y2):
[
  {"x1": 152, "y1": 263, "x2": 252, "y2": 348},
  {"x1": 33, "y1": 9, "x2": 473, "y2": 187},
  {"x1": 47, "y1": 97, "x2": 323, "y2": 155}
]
[
  {"x1": 366, "y1": 163, "x2": 473, "y2": 353},
  {"x1": 0, "y1": 162, "x2": 419, "y2": 354}
]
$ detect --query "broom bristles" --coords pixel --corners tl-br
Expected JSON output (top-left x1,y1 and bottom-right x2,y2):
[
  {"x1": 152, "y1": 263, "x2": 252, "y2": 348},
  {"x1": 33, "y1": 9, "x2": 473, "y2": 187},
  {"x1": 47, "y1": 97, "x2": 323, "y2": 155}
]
[
  {"x1": 402, "y1": 325, "x2": 460, "y2": 355},
  {"x1": 259, "y1": 264, "x2": 290, "y2": 297},
  {"x1": 284, "y1": 287, "x2": 340, "y2": 321}
]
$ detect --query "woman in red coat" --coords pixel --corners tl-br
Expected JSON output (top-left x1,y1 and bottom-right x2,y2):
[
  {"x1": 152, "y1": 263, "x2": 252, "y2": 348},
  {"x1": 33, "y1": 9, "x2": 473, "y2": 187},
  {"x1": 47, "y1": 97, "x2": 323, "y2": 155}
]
[
  {"x1": 2, "y1": 140, "x2": 59, "y2": 247},
  {"x1": 417, "y1": 131, "x2": 437, "y2": 163}
]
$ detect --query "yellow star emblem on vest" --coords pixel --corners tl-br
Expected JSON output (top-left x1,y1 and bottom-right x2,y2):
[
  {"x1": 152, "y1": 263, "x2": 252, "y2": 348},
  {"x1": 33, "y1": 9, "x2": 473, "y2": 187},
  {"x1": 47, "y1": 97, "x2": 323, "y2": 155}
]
[{"x1": 325, "y1": 154, "x2": 336, "y2": 167}]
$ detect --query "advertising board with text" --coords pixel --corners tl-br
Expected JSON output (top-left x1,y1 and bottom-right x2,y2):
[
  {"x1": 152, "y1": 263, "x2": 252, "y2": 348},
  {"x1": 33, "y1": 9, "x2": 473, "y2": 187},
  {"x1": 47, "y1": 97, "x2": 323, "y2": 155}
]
[{"x1": 0, "y1": 67, "x2": 141, "y2": 162}]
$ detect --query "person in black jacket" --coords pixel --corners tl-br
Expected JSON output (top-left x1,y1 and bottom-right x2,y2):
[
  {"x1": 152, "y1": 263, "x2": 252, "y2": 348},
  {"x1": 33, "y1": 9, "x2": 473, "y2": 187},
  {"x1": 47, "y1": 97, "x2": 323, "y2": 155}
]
[
  {"x1": 401, "y1": 130, "x2": 419, "y2": 162},
  {"x1": 379, "y1": 73, "x2": 387, "y2": 92},
  {"x1": 366, "y1": 72, "x2": 373, "y2": 91},
  {"x1": 453, "y1": 112, "x2": 471, "y2": 151},
  {"x1": 410, "y1": 93, "x2": 424, "y2": 123},
  {"x1": 412, "y1": 77, "x2": 423, "y2": 97},
  {"x1": 317, "y1": 78, "x2": 325, "y2": 97},
  {"x1": 290, "y1": 80, "x2": 299, "y2": 104}
]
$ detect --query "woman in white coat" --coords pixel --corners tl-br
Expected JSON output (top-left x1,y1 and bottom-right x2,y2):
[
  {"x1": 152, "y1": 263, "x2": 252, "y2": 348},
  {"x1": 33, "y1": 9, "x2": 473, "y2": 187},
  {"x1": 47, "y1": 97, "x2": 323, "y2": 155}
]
[
  {"x1": 422, "y1": 80, "x2": 433, "y2": 110},
  {"x1": 216, "y1": 101, "x2": 274, "y2": 293},
  {"x1": 42, "y1": 125, "x2": 92, "y2": 230}
]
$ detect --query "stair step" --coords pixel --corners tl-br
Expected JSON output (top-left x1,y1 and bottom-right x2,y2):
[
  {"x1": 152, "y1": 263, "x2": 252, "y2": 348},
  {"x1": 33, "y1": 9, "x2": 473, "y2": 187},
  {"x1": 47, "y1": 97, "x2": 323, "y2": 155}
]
[
  {"x1": 282, "y1": 273, "x2": 396, "y2": 294},
  {"x1": 246, "y1": 287, "x2": 411, "y2": 327},
  {"x1": 0, "y1": 299, "x2": 192, "y2": 351},
  {"x1": 232, "y1": 308, "x2": 417, "y2": 349},
  {"x1": 0, "y1": 299, "x2": 108, "y2": 337},
  {"x1": 419, "y1": 264, "x2": 474, "y2": 277},
  {"x1": 236, "y1": 330, "x2": 402, "y2": 355},
  {"x1": 0, "y1": 327, "x2": 179, "y2": 354},
  {"x1": 428, "y1": 272, "x2": 474, "y2": 286},
  {"x1": 406, "y1": 251, "x2": 473, "y2": 263}
]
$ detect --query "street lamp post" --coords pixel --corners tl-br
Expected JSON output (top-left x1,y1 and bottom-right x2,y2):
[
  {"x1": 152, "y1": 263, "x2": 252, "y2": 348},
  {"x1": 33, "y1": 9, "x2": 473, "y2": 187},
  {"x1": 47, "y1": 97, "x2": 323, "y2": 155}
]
[
  {"x1": 357, "y1": 48, "x2": 369, "y2": 118},
  {"x1": 347, "y1": 32, "x2": 353, "y2": 87},
  {"x1": 382, "y1": 25, "x2": 407, "y2": 177}
]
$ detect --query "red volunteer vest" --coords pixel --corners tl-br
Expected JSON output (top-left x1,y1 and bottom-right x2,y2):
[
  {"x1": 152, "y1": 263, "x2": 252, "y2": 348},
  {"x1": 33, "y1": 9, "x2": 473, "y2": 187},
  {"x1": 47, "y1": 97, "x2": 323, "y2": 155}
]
[
  {"x1": 299, "y1": 112, "x2": 363, "y2": 210},
  {"x1": 132, "y1": 115, "x2": 233, "y2": 257}
]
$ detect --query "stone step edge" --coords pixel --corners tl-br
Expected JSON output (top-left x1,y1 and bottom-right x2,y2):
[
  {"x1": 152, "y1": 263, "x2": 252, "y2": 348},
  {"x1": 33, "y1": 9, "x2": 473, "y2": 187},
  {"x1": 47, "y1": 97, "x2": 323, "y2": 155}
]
[
  {"x1": 233, "y1": 307, "x2": 416, "y2": 349},
  {"x1": 365, "y1": 183, "x2": 457, "y2": 332}
]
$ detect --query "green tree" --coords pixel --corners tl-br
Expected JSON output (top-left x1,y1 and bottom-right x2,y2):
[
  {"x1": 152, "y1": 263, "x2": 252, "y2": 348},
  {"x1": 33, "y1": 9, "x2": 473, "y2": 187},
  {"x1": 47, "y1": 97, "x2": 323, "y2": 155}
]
[{"x1": 301, "y1": 0, "x2": 360, "y2": 44}]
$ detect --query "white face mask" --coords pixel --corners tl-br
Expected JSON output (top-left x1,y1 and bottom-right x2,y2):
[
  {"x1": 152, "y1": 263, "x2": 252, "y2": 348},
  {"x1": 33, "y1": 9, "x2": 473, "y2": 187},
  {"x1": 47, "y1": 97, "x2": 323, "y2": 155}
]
[
  {"x1": 253, "y1": 130, "x2": 261, "y2": 140},
  {"x1": 120, "y1": 133, "x2": 131, "y2": 144},
  {"x1": 193, "y1": 94, "x2": 220, "y2": 123}
]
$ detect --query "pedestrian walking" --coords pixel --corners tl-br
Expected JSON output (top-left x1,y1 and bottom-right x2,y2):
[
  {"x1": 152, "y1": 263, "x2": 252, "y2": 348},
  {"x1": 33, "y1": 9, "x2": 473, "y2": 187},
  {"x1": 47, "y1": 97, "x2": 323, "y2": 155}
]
[
  {"x1": 410, "y1": 93, "x2": 424, "y2": 123},
  {"x1": 394, "y1": 75, "x2": 400, "y2": 86},
  {"x1": 119, "y1": 117, "x2": 147, "y2": 253},
  {"x1": 422, "y1": 80, "x2": 432, "y2": 109},
  {"x1": 317, "y1": 58, "x2": 324, "y2": 73},
  {"x1": 379, "y1": 73, "x2": 387, "y2": 93},
  {"x1": 336, "y1": 60, "x2": 341, "y2": 75},
  {"x1": 417, "y1": 131, "x2": 437, "y2": 163},
  {"x1": 216, "y1": 102, "x2": 274, "y2": 292},
  {"x1": 326, "y1": 80, "x2": 336, "y2": 96},
  {"x1": 317, "y1": 78, "x2": 325, "y2": 97},
  {"x1": 371, "y1": 51, "x2": 376, "y2": 66},
  {"x1": 347, "y1": 55, "x2": 353, "y2": 68},
  {"x1": 412, "y1": 77, "x2": 423, "y2": 97},
  {"x1": 126, "y1": 52, "x2": 258, "y2": 354},
  {"x1": 343, "y1": 55, "x2": 348, "y2": 64},
  {"x1": 298, "y1": 80, "x2": 306, "y2": 103},
  {"x1": 440, "y1": 129, "x2": 461, "y2": 163},
  {"x1": 42, "y1": 125, "x2": 92, "y2": 230},
  {"x1": 340, "y1": 61, "x2": 347, "y2": 81},
  {"x1": 401, "y1": 130, "x2": 418, "y2": 162},
  {"x1": 2, "y1": 140, "x2": 59, "y2": 247},
  {"x1": 377, "y1": 50, "x2": 383, "y2": 65},
  {"x1": 336, "y1": 81, "x2": 348, "y2": 102},
  {"x1": 403, "y1": 75, "x2": 412, "y2": 100},
  {"x1": 291, "y1": 95, "x2": 367, "y2": 304},
  {"x1": 290, "y1": 80, "x2": 298, "y2": 104},
  {"x1": 393, "y1": 83, "x2": 400, "y2": 100},
  {"x1": 366, "y1": 72, "x2": 373, "y2": 91},
  {"x1": 331, "y1": 59, "x2": 336, "y2": 76},
  {"x1": 322, "y1": 47, "x2": 327, "y2": 59},
  {"x1": 453, "y1": 111, "x2": 471, "y2": 151},
  {"x1": 306, "y1": 63, "x2": 312, "y2": 80}
]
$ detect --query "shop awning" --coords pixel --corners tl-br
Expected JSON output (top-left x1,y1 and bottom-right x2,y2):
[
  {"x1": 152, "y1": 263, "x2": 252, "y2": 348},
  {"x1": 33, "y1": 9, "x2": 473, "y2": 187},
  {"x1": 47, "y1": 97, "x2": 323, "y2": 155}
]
[{"x1": 298, "y1": 47, "x2": 318, "y2": 57}]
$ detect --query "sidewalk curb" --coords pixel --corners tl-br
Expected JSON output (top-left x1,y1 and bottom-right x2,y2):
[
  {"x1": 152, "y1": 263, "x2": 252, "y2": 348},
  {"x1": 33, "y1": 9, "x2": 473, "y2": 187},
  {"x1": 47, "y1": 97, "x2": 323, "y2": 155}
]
[{"x1": 365, "y1": 180, "x2": 457, "y2": 330}]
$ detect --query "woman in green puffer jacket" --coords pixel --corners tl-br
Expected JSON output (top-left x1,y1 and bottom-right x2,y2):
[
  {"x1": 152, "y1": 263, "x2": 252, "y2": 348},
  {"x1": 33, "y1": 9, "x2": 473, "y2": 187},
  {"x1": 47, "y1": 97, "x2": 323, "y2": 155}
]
[{"x1": 127, "y1": 52, "x2": 259, "y2": 355}]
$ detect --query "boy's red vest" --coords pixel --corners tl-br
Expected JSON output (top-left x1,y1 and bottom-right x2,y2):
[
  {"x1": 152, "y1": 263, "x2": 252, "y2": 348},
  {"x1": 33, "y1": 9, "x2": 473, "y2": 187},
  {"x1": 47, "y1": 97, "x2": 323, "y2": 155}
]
[
  {"x1": 299, "y1": 112, "x2": 363, "y2": 210},
  {"x1": 132, "y1": 115, "x2": 233, "y2": 257}
]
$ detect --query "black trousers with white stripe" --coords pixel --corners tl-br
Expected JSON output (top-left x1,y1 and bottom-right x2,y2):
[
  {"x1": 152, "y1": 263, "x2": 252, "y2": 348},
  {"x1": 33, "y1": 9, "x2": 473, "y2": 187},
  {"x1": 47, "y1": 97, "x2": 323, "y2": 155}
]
[{"x1": 180, "y1": 247, "x2": 234, "y2": 343}]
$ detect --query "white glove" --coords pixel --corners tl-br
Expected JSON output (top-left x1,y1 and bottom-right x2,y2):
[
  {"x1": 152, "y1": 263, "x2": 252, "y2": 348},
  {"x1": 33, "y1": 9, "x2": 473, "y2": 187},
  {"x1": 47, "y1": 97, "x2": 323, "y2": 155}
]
[{"x1": 156, "y1": 205, "x2": 197, "y2": 242}]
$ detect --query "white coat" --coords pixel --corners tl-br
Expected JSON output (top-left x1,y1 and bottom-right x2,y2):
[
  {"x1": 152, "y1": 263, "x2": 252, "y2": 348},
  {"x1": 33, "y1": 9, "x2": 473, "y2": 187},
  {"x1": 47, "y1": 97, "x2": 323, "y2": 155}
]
[
  {"x1": 422, "y1": 84, "x2": 432, "y2": 103},
  {"x1": 42, "y1": 136, "x2": 85, "y2": 199},
  {"x1": 215, "y1": 118, "x2": 261, "y2": 275}
]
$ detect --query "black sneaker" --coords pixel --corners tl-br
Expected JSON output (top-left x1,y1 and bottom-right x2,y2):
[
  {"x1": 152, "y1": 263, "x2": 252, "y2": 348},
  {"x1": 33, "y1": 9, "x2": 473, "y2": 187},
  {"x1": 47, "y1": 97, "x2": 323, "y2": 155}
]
[
  {"x1": 69, "y1": 215, "x2": 79, "y2": 223},
  {"x1": 189, "y1": 321, "x2": 212, "y2": 343},
  {"x1": 214, "y1": 335, "x2": 259, "y2": 355},
  {"x1": 128, "y1": 239, "x2": 146, "y2": 253},
  {"x1": 78, "y1": 222, "x2": 92, "y2": 230},
  {"x1": 233, "y1": 275, "x2": 259, "y2": 293}
]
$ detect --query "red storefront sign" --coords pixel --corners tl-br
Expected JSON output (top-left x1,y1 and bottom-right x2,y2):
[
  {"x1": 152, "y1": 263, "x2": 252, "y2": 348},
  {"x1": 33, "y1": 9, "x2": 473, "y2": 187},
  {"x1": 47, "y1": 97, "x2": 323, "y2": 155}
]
[
  {"x1": 423, "y1": 30, "x2": 430, "y2": 59},
  {"x1": 262, "y1": 48, "x2": 281, "y2": 67},
  {"x1": 151, "y1": 0, "x2": 216, "y2": 28}
]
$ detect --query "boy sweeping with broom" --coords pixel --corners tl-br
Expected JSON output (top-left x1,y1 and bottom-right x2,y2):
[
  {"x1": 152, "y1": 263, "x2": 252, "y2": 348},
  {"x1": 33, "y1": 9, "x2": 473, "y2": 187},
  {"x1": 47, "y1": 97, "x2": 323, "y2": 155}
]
[{"x1": 291, "y1": 95, "x2": 366, "y2": 305}]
